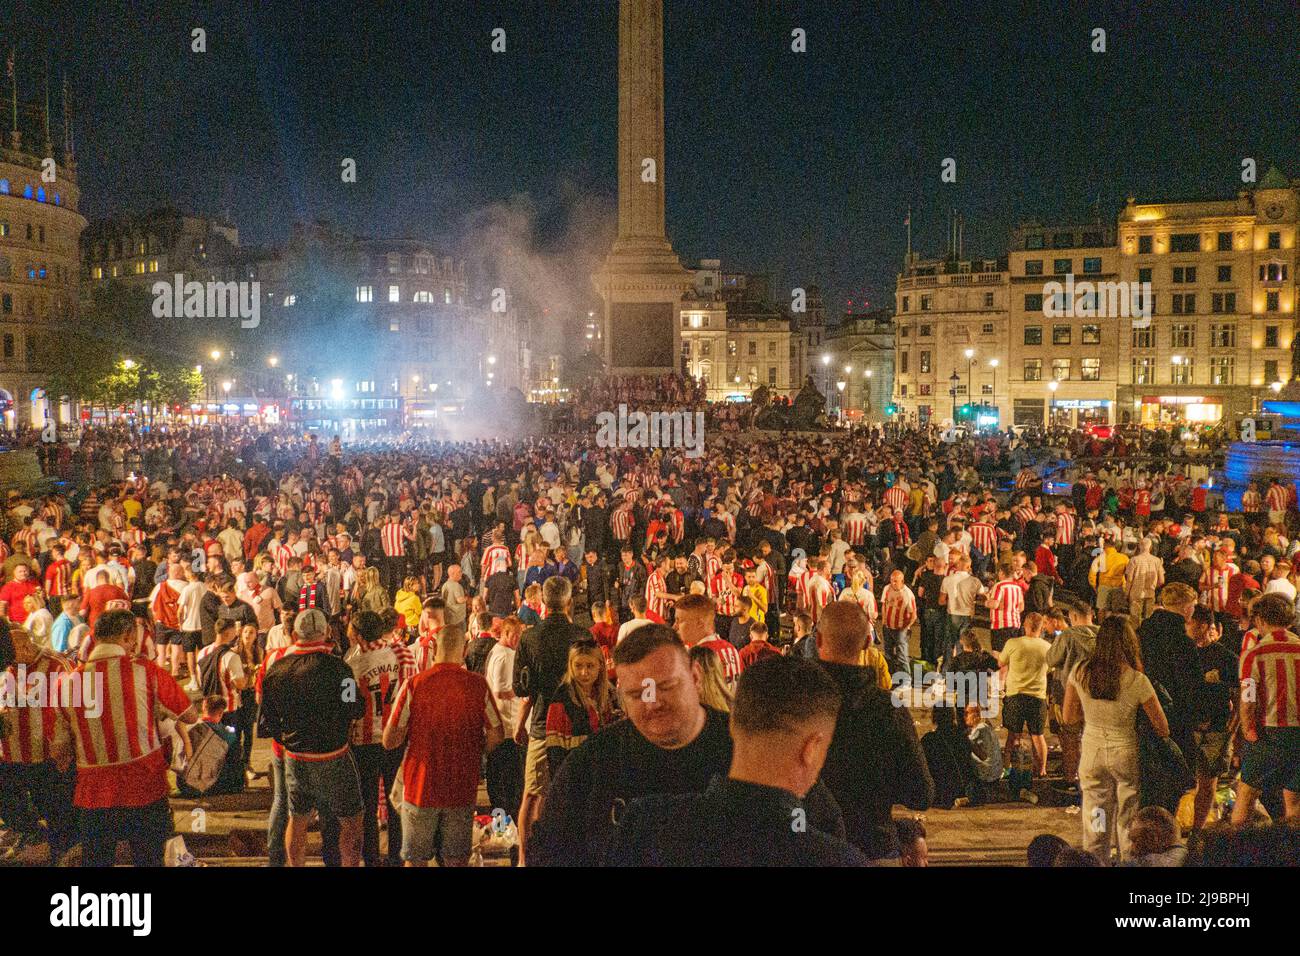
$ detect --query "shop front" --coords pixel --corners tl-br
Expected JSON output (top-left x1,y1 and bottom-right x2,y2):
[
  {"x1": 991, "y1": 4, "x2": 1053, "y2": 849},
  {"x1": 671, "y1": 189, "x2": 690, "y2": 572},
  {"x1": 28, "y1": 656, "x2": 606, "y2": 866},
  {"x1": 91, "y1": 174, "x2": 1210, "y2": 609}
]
[
  {"x1": 1139, "y1": 394, "x2": 1224, "y2": 426},
  {"x1": 1048, "y1": 398, "x2": 1112, "y2": 428}
]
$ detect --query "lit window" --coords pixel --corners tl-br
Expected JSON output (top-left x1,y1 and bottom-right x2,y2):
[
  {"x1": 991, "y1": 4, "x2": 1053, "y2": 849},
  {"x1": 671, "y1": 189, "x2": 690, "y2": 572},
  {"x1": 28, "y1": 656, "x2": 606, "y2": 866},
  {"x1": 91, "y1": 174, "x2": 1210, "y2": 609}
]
[
  {"x1": 0, "y1": 222, "x2": 7, "y2": 237},
  {"x1": 444, "y1": 288, "x2": 451, "y2": 304},
  {"x1": 388, "y1": 285, "x2": 400, "y2": 303},
  {"x1": 389, "y1": 318, "x2": 400, "y2": 332},
  {"x1": 284, "y1": 294, "x2": 297, "y2": 306},
  {"x1": 413, "y1": 290, "x2": 432, "y2": 303},
  {"x1": 356, "y1": 285, "x2": 373, "y2": 302},
  {"x1": 36, "y1": 187, "x2": 45, "y2": 203},
  {"x1": 0, "y1": 180, "x2": 7, "y2": 194},
  {"x1": 22, "y1": 184, "x2": 32, "y2": 199},
  {"x1": 91, "y1": 266, "x2": 103, "y2": 280},
  {"x1": 148, "y1": 259, "x2": 159, "y2": 273}
]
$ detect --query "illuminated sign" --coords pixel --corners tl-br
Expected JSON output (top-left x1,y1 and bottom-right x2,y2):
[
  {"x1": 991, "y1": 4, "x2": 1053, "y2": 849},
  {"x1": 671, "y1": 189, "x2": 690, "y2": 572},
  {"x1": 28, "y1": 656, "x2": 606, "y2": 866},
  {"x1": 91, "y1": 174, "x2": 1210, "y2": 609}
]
[{"x1": 1050, "y1": 399, "x2": 1110, "y2": 409}]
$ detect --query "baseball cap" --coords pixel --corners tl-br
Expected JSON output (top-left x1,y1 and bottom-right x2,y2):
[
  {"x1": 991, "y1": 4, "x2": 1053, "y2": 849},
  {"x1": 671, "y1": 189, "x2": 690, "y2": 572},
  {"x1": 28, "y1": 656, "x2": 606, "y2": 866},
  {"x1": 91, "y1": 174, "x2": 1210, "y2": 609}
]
[{"x1": 294, "y1": 608, "x2": 329, "y2": 640}]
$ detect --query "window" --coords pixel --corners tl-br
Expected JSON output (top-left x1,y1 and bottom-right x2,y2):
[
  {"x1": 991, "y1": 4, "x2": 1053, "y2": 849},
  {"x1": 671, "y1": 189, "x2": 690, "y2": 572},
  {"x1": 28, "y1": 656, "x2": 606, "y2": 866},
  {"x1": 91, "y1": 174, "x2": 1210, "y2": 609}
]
[
  {"x1": 1054, "y1": 258, "x2": 1071, "y2": 275},
  {"x1": 37, "y1": 226, "x2": 44, "y2": 243},
  {"x1": 1211, "y1": 292, "x2": 1236, "y2": 313},
  {"x1": 700, "y1": 340, "x2": 711, "y2": 357},
  {"x1": 1132, "y1": 357, "x2": 1154, "y2": 384},
  {"x1": 2, "y1": 334, "x2": 11, "y2": 358},
  {"x1": 1172, "y1": 293, "x2": 1196, "y2": 314},
  {"x1": 1025, "y1": 260, "x2": 1043, "y2": 276},
  {"x1": 147, "y1": 259, "x2": 158, "y2": 273},
  {"x1": 920, "y1": 294, "x2": 933, "y2": 310},
  {"x1": 1024, "y1": 326, "x2": 1042, "y2": 346},
  {"x1": 982, "y1": 384, "x2": 993, "y2": 395},
  {"x1": 768, "y1": 366, "x2": 777, "y2": 386},
  {"x1": 1083, "y1": 257, "x2": 1101, "y2": 274},
  {"x1": 1265, "y1": 359, "x2": 1279, "y2": 383},
  {"x1": 901, "y1": 295, "x2": 910, "y2": 312},
  {"x1": 1170, "y1": 323, "x2": 1195, "y2": 348},
  {"x1": 1209, "y1": 323, "x2": 1236, "y2": 348},
  {"x1": 767, "y1": 341, "x2": 777, "y2": 357},
  {"x1": 132, "y1": 261, "x2": 145, "y2": 275},
  {"x1": 919, "y1": 350, "x2": 931, "y2": 374},
  {"x1": 1217, "y1": 231, "x2": 1232, "y2": 251},
  {"x1": 1210, "y1": 356, "x2": 1234, "y2": 385},
  {"x1": 1266, "y1": 291, "x2": 1280, "y2": 312},
  {"x1": 1261, "y1": 263, "x2": 1289, "y2": 282},
  {"x1": 900, "y1": 327, "x2": 909, "y2": 339},
  {"x1": 727, "y1": 341, "x2": 737, "y2": 357},
  {"x1": 900, "y1": 384, "x2": 907, "y2": 397},
  {"x1": 1053, "y1": 233, "x2": 1073, "y2": 248},
  {"x1": 412, "y1": 290, "x2": 432, "y2": 303},
  {"x1": 1025, "y1": 234, "x2": 1044, "y2": 250},
  {"x1": 747, "y1": 341, "x2": 756, "y2": 357},
  {"x1": 22, "y1": 184, "x2": 31, "y2": 199},
  {"x1": 356, "y1": 285, "x2": 373, "y2": 302},
  {"x1": 1, "y1": 294, "x2": 10, "y2": 314},
  {"x1": 1264, "y1": 326, "x2": 1280, "y2": 348},
  {"x1": 1052, "y1": 359, "x2": 1071, "y2": 381},
  {"x1": 0, "y1": 180, "x2": 6, "y2": 194},
  {"x1": 284, "y1": 294, "x2": 297, "y2": 306},
  {"x1": 1081, "y1": 358, "x2": 1101, "y2": 381},
  {"x1": 1138, "y1": 267, "x2": 1152, "y2": 284},
  {"x1": 1024, "y1": 293, "x2": 1043, "y2": 312},
  {"x1": 1138, "y1": 235, "x2": 1153, "y2": 254},
  {"x1": 900, "y1": 353, "x2": 909, "y2": 374},
  {"x1": 918, "y1": 324, "x2": 932, "y2": 337},
  {"x1": 444, "y1": 288, "x2": 452, "y2": 304},
  {"x1": 389, "y1": 318, "x2": 400, "y2": 332},
  {"x1": 982, "y1": 322, "x2": 994, "y2": 334},
  {"x1": 91, "y1": 266, "x2": 102, "y2": 280},
  {"x1": 1052, "y1": 325, "x2": 1072, "y2": 345},
  {"x1": 1217, "y1": 265, "x2": 1231, "y2": 282},
  {"x1": 1171, "y1": 358, "x2": 1194, "y2": 385},
  {"x1": 388, "y1": 285, "x2": 400, "y2": 303},
  {"x1": 1082, "y1": 324, "x2": 1101, "y2": 344},
  {"x1": 1173, "y1": 266, "x2": 1197, "y2": 283},
  {"x1": 1268, "y1": 231, "x2": 1281, "y2": 250},
  {"x1": 919, "y1": 384, "x2": 931, "y2": 396},
  {"x1": 983, "y1": 292, "x2": 994, "y2": 308},
  {"x1": 1169, "y1": 233, "x2": 1200, "y2": 252},
  {"x1": 387, "y1": 254, "x2": 400, "y2": 274}
]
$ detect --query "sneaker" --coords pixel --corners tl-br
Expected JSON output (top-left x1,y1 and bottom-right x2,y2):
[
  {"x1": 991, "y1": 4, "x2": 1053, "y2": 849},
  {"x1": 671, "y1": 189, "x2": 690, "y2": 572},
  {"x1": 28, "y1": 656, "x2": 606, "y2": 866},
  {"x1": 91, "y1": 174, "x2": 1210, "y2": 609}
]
[
  {"x1": 1019, "y1": 788, "x2": 1039, "y2": 805},
  {"x1": 952, "y1": 796, "x2": 971, "y2": 809}
]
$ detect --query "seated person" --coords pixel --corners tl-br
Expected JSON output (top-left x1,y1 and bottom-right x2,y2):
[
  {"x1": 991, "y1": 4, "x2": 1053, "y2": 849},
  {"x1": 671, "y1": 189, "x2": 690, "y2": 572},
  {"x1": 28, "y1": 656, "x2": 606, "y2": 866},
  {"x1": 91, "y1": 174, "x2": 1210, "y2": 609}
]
[
  {"x1": 176, "y1": 696, "x2": 247, "y2": 797},
  {"x1": 1122, "y1": 806, "x2": 1187, "y2": 867}
]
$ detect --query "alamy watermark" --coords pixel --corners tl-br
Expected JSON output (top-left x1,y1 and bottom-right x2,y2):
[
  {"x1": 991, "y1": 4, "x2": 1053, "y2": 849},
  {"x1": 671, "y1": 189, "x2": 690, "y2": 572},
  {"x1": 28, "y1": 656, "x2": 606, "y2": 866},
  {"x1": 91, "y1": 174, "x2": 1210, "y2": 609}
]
[
  {"x1": 595, "y1": 404, "x2": 705, "y2": 459},
  {"x1": 0, "y1": 667, "x2": 103, "y2": 718},
  {"x1": 1041, "y1": 274, "x2": 1152, "y2": 326},
  {"x1": 890, "y1": 664, "x2": 999, "y2": 717},
  {"x1": 151, "y1": 273, "x2": 261, "y2": 328}
]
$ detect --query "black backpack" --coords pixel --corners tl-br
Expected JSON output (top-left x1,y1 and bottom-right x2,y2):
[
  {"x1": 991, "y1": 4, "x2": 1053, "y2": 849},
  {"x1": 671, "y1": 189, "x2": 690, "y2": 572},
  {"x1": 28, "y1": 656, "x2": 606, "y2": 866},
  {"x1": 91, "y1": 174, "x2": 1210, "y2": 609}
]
[{"x1": 198, "y1": 645, "x2": 234, "y2": 700}]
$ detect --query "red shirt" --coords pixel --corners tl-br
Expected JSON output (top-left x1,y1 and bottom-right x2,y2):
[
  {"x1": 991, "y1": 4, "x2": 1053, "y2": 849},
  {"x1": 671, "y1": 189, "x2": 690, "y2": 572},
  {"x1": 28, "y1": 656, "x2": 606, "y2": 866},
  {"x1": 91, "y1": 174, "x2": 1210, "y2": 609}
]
[
  {"x1": 739, "y1": 640, "x2": 782, "y2": 669},
  {"x1": 82, "y1": 582, "x2": 132, "y2": 630},
  {"x1": 386, "y1": 663, "x2": 501, "y2": 808},
  {"x1": 0, "y1": 578, "x2": 37, "y2": 623}
]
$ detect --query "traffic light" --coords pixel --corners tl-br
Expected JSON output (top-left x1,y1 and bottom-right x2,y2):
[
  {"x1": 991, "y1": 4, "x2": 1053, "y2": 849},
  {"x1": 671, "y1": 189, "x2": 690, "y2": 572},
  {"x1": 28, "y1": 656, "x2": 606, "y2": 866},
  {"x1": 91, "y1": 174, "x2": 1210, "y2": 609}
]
[
  {"x1": 959, "y1": 403, "x2": 972, "y2": 419},
  {"x1": 884, "y1": 403, "x2": 897, "y2": 415}
]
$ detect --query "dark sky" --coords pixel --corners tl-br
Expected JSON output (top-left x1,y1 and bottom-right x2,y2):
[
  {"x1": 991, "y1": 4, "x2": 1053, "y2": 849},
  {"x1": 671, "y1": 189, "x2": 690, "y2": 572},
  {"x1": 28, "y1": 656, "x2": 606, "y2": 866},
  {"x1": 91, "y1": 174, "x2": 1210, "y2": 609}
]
[{"x1": 20, "y1": 0, "x2": 1300, "y2": 321}]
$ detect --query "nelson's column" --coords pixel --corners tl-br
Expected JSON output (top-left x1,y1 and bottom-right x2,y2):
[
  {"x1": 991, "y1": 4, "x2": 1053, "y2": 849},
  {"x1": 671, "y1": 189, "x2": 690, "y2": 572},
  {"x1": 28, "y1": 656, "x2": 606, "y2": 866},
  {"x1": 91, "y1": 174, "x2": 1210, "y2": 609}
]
[{"x1": 593, "y1": 0, "x2": 693, "y2": 376}]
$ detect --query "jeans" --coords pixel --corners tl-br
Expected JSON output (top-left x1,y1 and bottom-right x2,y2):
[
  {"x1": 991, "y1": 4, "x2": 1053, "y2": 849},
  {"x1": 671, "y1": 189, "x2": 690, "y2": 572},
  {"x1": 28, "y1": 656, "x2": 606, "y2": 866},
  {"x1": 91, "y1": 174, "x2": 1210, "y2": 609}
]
[
  {"x1": 921, "y1": 608, "x2": 945, "y2": 665},
  {"x1": 1079, "y1": 730, "x2": 1140, "y2": 863},
  {"x1": 946, "y1": 614, "x2": 971, "y2": 660},
  {"x1": 881, "y1": 627, "x2": 910, "y2": 683},
  {"x1": 352, "y1": 742, "x2": 405, "y2": 867},
  {"x1": 79, "y1": 798, "x2": 172, "y2": 867},
  {"x1": 268, "y1": 750, "x2": 288, "y2": 866},
  {"x1": 0, "y1": 760, "x2": 77, "y2": 862}
]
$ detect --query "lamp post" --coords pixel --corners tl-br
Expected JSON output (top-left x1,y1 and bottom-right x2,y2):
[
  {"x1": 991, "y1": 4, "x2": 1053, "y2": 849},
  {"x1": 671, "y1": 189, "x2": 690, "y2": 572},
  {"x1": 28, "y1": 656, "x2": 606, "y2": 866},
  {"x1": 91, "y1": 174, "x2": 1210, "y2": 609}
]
[
  {"x1": 989, "y1": 358, "x2": 1000, "y2": 425},
  {"x1": 949, "y1": 370, "x2": 960, "y2": 423},
  {"x1": 864, "y1": 368, "x2": 873, "y2": 420},
  {"x1": 1047, "y1": 378, "x2": 1058, "y2": 428},
  {"x1": 964, "y1": 348, "x2": 975, "y2": 404},
  {"x1": 836, "y1": 380, "x2": 846, "y2": 424}
]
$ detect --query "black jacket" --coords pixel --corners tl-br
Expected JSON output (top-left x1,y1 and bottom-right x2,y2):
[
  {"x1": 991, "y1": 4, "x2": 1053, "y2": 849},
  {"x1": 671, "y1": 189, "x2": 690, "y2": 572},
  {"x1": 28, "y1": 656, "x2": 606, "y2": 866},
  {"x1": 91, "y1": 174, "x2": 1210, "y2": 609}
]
[
  {"x1": 607, "y1": 777, "x2": 866, "y2": 867},
  {"x1": 258, "y1": 651, "x2": 363, "y2": 756},
  {"x1": 817, "y1": 660, "x2": 934, "y2": 860},
  {"x1": 1137, "y1": 609, "x2": 1204, "y2": 735}
]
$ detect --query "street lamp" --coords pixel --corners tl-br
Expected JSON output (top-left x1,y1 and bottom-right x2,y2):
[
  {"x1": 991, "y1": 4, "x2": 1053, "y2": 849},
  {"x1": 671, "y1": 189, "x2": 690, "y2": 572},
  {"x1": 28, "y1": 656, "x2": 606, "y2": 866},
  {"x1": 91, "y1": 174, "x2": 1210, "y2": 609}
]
[
  {"x1": 949, "y1": 370, "x2": 961, "y2": 422},
  {"x1": 988, "y1": 358, "x2": 999, "y2": 414},
  {"x1": 268, "y1": 356, "x2": 279, "y2": 368},
  {"x1": 964, "y1": 348, "x2": 975, "y2": 403},
  {"x1": 122, "y1": 358, "x2": 136, "y2": 370},
  {"x1": 836, "y1": 380, "x2": 846, "y2": 423},
  {"x1": 210, "y1": 349, "x2": 222, "y2": 361},
  {"x1": 1271, "y1": 380, "x2": 1284, "y2": 394}
]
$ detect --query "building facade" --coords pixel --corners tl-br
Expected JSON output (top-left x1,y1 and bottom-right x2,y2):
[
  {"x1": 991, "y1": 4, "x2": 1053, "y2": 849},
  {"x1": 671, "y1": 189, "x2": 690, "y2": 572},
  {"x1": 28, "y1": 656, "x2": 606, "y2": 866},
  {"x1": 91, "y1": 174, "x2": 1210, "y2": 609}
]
[
  {"x1": 1007, "y1": 222, "x2": 1120, "y2": 428},
  {"x1": 892, "y1": 253, "x2": 1009, "y2": 425},
  {"x1": 822, "y1": 310, "x2": 895, "y2": 422},
  {"x1": 0, "y1": 132, "x2": 85, "y2": 428}
]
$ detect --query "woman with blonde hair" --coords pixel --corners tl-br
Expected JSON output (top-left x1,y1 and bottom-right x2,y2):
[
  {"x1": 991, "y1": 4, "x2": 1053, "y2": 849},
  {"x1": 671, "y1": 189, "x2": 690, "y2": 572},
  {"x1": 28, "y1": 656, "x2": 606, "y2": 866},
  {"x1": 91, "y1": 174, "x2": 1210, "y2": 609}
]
[
  {"x1": 393, "y1": 576, "x2": 423, "y2": 630},
  {"x1": 1063, "y1": 616, "x2": 1170, "y2": 863},
  {"x1": 23, "y1": 592, "x2": 53, "y2": 648},
  {"x1": 689, "y1": 643, "x2": 733, "y2": 713},
  {"x1": 357, "y1": 565, "x2": 389, "y2": 614},
  {"x1": 544, "y1": 640, "x2": 616, "y2": 775}
]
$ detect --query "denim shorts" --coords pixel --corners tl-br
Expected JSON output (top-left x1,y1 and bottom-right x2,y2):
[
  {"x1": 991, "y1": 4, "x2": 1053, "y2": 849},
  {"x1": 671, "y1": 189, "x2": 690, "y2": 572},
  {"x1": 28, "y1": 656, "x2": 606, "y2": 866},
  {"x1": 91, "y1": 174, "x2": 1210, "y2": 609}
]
[
  {"x1": 284, "y1": 750, "x2": 363, "y2": 818},
  {"x1": 400, "y1": 804, "x2": 474, "y2": 864}
]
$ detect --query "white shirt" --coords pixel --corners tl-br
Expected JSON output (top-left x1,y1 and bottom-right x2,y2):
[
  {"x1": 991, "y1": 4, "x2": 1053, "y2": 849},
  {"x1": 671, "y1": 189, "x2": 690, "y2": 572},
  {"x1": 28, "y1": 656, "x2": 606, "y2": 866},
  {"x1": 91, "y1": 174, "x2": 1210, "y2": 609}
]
[
  {"x1": 617, "y1": 618, "x2": 652, "y2": 644},
  {"x1": 1264, "y1": 578, "x2": 1297, "y2": 602},
  {"x1": 484, "y1": 642, "x2": 519, "y2": 731},
  {"x1": 178, "y1": 580, "x2": 207, "y2": 631},
  {"x1": 941, "y1": 570, "x2": 984, "y2": 617}
]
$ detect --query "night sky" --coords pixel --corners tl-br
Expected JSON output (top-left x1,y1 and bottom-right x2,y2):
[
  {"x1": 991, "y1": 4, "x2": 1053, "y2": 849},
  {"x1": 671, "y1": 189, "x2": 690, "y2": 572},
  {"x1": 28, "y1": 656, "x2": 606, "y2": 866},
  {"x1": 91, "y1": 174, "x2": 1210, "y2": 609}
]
[{"x1": 20, "y1": 0, "x2": 1300, "y2": 322}]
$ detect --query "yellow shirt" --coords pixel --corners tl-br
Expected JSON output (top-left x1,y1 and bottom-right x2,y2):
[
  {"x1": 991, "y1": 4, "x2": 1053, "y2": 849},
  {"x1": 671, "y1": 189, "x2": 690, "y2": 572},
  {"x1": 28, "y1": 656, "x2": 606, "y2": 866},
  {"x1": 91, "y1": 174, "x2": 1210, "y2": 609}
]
[
  {"x1": 744, "y1": 583, "x2": 768, "y2": 622},
  {"x1": 858, "y1": 646, "x2": 893, "y2": 690},
  {"x1": 393, "y1": 589, "x2": 423, "y2": 627}
]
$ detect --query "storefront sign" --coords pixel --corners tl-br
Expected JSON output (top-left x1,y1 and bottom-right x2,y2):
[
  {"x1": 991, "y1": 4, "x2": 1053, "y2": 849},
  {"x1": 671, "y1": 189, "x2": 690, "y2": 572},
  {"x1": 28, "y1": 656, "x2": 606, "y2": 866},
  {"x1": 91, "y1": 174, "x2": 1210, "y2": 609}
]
[{"x1": 1050, "y1": 399, "x2": 1110, "y2": 409}]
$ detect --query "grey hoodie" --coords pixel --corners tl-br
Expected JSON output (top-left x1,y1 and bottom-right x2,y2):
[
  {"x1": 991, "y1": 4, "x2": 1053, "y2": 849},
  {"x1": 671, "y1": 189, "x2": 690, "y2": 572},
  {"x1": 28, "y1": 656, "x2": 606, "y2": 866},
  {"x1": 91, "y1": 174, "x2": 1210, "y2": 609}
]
[{"x1": 1046, "y1": 623, "x2": 1099, "y2": 700}]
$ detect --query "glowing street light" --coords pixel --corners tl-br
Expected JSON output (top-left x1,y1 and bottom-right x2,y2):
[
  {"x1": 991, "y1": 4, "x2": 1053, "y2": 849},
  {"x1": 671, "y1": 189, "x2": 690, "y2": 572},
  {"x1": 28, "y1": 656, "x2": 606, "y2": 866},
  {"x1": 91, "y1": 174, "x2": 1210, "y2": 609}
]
[
  {"x1": 1047, "y1": 380, "x2": 1059, "y2": 392},
  {"x1": 411, "y1": 374, "x2": 420, "y2": 383},
  {"x1": 821, "y1": 354, "x2": 831, "y2": 366},
  {"x1": 487, "y1": 355, "x2": 497, "y2": 365},
  {"x1": 221, "y1": 380, "x2": 232, "y2": 394},
  {"x1": 122, "y1": 358, "x2": 136, "y2": 369},
  {"x1": 865, "y1": 369, "x2": 873, "y2": 378},
  {"x1": 843, "y1": 364, "x2": 852, "y2": 374},
  {"x1": 836, "y1": 380, "x2": 846, "y2": 392},
  {"x1": 1271, "y1": 381, "x2": 1284, "y2": 393},
  {"x1": 210, "y1": 349, "x2": 222, "y2": 361},
  {"x1": 268, "y1": 356, "x2": 280, "y2": 368}
]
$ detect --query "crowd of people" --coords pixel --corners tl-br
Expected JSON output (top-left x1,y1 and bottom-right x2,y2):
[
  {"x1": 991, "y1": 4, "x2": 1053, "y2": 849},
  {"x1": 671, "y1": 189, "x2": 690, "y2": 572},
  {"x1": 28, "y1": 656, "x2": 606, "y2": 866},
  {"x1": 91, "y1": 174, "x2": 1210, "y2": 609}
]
[{"x1": 0, "y1": 402, "x2": 1297, "y2": 867}]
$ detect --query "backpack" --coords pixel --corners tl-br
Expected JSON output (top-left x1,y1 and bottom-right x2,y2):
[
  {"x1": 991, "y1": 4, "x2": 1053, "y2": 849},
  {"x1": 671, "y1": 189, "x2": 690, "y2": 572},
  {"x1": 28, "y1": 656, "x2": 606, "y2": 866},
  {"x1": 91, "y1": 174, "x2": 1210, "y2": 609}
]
[
  {"x1": 198, "y1": 645, "x2": 234, "y2": 700},
  {"x1": 181, "y1": 720, "x2": 230, "y2": 794}
]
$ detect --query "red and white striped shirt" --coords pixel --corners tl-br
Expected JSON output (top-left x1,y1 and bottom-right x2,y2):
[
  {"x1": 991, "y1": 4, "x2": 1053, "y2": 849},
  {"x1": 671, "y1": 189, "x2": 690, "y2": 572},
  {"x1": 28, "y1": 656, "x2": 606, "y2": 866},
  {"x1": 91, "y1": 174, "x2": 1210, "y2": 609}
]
[
  {"x1": 412, "y1": 633, "x2": 440, "y2": 675},
  {"x1": 482, "y1": 543, "x2": 511, "y2": 578},
  {"x1": 969, "y1": 522, "x2": 997, "y2": 557},
  {"x1": 55, "y1": 644, "x2": 193, "y2": 808},
  {"x1": 346, "y1": 644, "x2": 403, "y2": 745},
  {"x1": 804, "y1": 574, "x2": 834, "y2": 626},
  {"x1": 43, "y1": 559, "x2": 73, "y2": 597},
  {"x1": 1266, "y1": 484, "x2": 1290, "y2": 513},
  {"x1": 1055, "y1": 512, "x2": 1076, "y2": 545},
  {"x1": 709, "y1": 570, "x2": 744, "y2": 616},
  {"x1": 698, "y1": 636, "x2": 742, "y2": 689},
  {"x1": 1240, "y1": 629, "x2": 1300, "y2": 728},
  {"x1": 611, "y1": 507, "x2": 634, "y2": 542},
  {"x1": 195, "y1": 643, "x2": 245, "y2": 714},
  {"x1": 380, "y1": 520, "x2": 409, "y2": 558},
  {"x1": 880, "y1": 585, "x2": 917, "y2": 630},
  {"x1": 0, "y1": 649, "x2": 73, "y2": 763},
  {"x1": 645, "y1": 569, "x2": 670, "y2": 620},
  {"x1": 389, "y1": 636, "x2": 417, "y2": 684},
  {"x1": 273, "y1": 542, "x2": 294, "y2": 577},
  {"x1": 988, "y1": 580, "x2": 1025, "y2": 630},
  {"x1": 1202, "y1": 565, "x2": 1236, "y2": 613},
  {"x1": 884, "y1": 486, "x2": 909, "y2": 512},
  {"x1": 842, "y1": 513, "x2": 868, "y2": 546}
]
